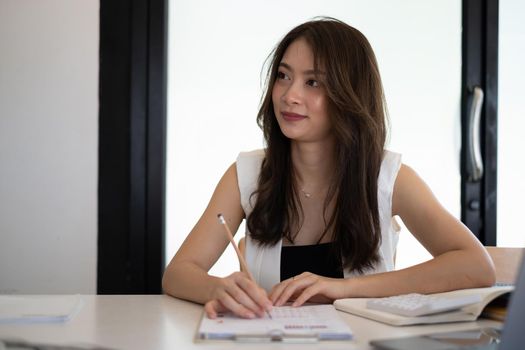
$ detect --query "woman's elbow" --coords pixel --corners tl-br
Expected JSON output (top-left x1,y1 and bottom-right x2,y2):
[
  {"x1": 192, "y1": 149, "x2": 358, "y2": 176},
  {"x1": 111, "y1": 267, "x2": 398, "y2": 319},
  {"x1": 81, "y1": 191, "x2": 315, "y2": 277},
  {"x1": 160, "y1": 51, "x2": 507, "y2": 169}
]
[
  {"x1": 476, "y1": 253, "x2": 496, "y2": 287},
  {"x1": 162, "y1": 263, "x2": 178, "y2": 296},
  {"x1": 161, "y1": 270, "x2": 171, "y2": 295}
]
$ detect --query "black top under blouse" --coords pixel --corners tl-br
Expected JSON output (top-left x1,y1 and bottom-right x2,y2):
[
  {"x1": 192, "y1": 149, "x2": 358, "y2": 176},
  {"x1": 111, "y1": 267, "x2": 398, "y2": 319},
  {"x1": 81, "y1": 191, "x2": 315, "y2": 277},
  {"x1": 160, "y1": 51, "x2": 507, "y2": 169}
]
[{"x1": 280, "y1": 242, "x2": 344, "y2": 281}]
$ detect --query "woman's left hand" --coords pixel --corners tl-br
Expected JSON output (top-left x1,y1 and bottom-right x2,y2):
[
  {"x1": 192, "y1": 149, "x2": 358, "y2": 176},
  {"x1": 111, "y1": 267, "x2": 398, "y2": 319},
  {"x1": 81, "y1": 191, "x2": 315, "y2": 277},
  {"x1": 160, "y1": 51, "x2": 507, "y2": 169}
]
[{"x1": 269, "y1": 272, "x2": 348, "y2": 307}]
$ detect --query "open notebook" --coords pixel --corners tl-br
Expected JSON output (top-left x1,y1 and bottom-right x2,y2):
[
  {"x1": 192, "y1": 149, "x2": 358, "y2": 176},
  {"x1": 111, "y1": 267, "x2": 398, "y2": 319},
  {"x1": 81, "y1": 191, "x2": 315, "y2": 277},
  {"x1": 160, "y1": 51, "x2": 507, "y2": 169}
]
[
  {"x1": 370, "y1": 254, "x2": 525, "y2": 349},
  {"x1": 197, "y1": 304, "x2": 352, "y2": 342},
  {"x1": 334, "y1": 285, "x2": 513, "y2": 326}
]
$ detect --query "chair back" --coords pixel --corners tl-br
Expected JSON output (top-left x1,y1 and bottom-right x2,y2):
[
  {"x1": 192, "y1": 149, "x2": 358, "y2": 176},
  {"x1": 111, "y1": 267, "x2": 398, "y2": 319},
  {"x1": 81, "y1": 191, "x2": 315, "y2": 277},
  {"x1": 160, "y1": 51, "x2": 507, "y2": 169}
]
[{"x1": 485, "y1": 246, "x2": 524, "y2": 284}]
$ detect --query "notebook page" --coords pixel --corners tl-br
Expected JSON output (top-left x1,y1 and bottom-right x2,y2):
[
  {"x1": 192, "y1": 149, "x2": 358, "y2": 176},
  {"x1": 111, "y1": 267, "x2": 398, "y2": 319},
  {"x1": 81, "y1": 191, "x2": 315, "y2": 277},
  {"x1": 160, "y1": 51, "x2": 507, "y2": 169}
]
[{"x1": 198, "y1": 304, "x2": 352, "y2": 340}]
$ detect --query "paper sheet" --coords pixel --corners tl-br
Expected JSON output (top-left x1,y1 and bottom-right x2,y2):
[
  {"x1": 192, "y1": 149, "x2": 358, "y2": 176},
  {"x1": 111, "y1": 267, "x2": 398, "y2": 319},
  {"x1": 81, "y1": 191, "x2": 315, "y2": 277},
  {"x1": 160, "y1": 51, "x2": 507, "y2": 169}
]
[
  {"x1": 198, "y1": 304, "x2": 352, "y2": 341},
  {"x1": 0, "y1": 295, "x2": 83, "y2": 323}
]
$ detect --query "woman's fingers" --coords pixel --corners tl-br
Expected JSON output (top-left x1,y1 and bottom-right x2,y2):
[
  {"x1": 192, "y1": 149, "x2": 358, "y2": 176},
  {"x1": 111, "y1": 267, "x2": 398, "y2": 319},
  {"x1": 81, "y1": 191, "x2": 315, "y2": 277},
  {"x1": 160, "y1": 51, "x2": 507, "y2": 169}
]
[
  {"x1": 206, "y1": 272, "x2": 273, "y2": 319},
  {"x1": 204, "y1": 299, "x2": 227, "y2": 319},
  {"x1": 269, "y1": 273, "x2": 304, "y2": 303},
  {"x1": 292, "y1": 283, "x2": 324, "y2": 307},
  {"x1": 270, "y1": 273, "x2": 346, "y2": 307},
  {"x1": 205, "y1": 291, "x2": 260, "y2": 319},
  {"x1": 234, "y1": 274, "x2": 273, "y2": 314},
  {"x1": 226, "y1": 281, "x2": 266, "y2": 317},
  {"x1": 272, "y1": 273, "x2": 317, "y2": 306},
  {"x1": 269, "y1": 278, "x2": 292, "y2": 304},
  {"x1": 292, "y1": 278, "x2": 345, "y2": 306}
]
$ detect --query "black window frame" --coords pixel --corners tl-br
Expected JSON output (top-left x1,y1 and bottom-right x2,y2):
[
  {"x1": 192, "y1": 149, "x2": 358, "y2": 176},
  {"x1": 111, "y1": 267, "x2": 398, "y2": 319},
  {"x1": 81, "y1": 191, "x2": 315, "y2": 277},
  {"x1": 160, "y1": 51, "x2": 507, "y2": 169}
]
[
  {"x1": 98, "y1": 0, "x2": 167, "y2": 294},
  {"x1": 461, "y1": 0, "x2": 499, "y2": 245}
]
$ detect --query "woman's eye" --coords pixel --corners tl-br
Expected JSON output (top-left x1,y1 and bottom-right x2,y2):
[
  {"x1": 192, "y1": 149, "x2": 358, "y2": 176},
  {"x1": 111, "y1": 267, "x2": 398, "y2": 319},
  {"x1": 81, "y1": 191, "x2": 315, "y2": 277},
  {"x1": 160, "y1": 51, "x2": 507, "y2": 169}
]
[
  {"x1": 277, "y1": 71, "x2": 290, "y2": 80},
  {"x1": 306, "y1": 79, "x2": 319, "y2": 88}
]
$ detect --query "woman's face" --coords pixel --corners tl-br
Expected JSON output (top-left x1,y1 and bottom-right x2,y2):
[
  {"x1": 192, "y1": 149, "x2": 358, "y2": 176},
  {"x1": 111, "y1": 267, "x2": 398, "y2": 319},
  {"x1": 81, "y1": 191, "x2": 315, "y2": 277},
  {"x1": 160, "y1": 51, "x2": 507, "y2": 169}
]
[{"x1": 272, "y1": 38, "x2": 332, "y2": 143}]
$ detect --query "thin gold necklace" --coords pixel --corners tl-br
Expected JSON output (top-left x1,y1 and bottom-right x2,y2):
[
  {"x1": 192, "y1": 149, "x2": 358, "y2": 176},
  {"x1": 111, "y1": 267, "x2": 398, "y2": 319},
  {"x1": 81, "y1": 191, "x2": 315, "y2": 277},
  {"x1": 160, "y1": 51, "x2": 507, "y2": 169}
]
[{"x1": 300, "y1": 188, "x2": 312, "y2": 198}]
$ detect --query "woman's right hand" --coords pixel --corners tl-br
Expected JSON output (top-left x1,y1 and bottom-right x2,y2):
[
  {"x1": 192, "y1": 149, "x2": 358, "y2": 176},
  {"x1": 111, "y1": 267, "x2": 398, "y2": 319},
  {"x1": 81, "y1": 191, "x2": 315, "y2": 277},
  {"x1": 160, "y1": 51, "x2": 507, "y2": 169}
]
[{"x1": 204, "y1": 271, "x2": 273, "y2": 319}]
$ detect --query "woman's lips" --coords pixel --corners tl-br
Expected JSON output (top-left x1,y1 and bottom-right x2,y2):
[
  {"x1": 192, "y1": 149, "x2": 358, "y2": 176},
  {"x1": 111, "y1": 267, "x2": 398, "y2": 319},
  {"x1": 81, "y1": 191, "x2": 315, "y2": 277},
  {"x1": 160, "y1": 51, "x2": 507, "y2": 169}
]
[{"x1": 282, "y1": 112, "x2": 307, "y2": 121}]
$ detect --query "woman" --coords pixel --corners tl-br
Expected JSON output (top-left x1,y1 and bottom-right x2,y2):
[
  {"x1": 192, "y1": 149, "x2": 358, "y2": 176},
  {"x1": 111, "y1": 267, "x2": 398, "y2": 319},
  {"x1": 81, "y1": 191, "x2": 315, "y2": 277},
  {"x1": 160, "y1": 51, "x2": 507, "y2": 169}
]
[{"x1": 162, "y1": 17, "x2": 495, "y2": 320}]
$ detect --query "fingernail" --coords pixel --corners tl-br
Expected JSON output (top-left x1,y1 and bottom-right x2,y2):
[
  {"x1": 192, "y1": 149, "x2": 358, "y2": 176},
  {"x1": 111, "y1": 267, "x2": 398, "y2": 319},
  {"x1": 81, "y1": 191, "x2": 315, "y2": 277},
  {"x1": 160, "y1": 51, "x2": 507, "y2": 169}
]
[{"x1": 246, "y1": 312, "x2": 256, "y2": 319}]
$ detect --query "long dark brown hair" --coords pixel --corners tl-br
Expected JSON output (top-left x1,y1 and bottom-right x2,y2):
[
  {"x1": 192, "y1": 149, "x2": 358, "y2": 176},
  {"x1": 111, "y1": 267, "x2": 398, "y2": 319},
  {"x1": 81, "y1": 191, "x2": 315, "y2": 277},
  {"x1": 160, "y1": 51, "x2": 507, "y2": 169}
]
[{"x1": 247, "y1": 17, "x2": 388, "y2": 274}]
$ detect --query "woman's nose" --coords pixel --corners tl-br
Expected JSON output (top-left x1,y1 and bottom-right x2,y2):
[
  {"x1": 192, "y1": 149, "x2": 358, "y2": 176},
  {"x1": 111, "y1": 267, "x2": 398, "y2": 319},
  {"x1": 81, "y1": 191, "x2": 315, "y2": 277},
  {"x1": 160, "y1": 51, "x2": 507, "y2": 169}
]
[{"x1": 281, "y1": 82, "x2": 302, "y2": 105}]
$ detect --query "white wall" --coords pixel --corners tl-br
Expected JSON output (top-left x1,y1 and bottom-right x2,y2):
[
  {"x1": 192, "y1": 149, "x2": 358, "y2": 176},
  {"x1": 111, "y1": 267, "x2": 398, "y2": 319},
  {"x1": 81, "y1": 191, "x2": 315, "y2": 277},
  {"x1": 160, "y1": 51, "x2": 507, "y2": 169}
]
[{"x1": 0, "y1": 1, "x2": 99, "y2": 294}]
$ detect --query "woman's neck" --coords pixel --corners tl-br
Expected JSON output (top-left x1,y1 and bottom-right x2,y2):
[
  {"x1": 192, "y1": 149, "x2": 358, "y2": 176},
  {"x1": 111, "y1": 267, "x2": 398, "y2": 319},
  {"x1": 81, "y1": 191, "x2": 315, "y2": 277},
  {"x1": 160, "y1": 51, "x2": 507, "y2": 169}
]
[{"x1": 290, "y1": 140, "x2": 336, "y2": 193}]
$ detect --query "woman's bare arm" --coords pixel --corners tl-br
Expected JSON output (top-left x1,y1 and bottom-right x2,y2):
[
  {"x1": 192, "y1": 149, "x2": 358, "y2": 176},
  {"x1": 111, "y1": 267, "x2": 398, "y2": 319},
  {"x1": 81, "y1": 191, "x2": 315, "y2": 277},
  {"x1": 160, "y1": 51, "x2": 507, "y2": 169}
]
[{"x1": 344, "y1": 164, "x2": 496, "y2": 297}]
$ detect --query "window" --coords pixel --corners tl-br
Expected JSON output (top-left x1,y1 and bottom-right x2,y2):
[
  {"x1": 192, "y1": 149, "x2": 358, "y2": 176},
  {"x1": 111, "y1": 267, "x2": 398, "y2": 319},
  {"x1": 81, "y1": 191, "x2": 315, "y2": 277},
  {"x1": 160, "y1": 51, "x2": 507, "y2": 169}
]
[
  {"x1": 497, "y1": 0, "x2": 525, "y2": 247},
  {"x1": 166, "y1": 0, "x2": 462, "y2": 274}
]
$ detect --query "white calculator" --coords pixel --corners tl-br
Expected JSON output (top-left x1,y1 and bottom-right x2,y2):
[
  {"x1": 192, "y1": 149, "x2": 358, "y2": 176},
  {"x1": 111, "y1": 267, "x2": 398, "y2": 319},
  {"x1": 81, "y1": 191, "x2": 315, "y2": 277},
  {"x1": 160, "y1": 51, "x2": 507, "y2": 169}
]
[{"x1": 366, "y1": 293, "x2": 482, "y2": 317}]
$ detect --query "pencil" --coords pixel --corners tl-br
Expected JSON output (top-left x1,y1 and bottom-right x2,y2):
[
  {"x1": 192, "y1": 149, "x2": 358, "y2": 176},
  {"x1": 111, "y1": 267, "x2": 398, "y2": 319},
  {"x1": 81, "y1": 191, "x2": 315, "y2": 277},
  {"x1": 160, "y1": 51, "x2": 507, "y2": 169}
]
[{"x1": 217, "y1": 213, "x2": 272, "y2": 319}]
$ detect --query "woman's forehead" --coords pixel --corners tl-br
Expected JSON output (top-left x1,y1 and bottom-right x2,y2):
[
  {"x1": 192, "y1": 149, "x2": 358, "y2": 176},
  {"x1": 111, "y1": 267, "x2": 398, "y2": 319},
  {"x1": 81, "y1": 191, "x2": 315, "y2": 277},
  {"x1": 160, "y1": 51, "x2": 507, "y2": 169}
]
[
  {"x1": 283, "y1": 38, "x2": 312, "y2": 59},
  {"x1": 280, "y1": 38, "x2": 321, "y2": 73}
]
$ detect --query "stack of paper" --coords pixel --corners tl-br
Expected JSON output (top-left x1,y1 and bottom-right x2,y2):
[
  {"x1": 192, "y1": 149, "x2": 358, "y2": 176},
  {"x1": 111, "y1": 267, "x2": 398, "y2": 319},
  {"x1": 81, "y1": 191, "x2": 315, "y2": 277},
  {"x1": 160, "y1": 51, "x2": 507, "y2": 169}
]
[{"x1": 0, "y1": 295, "x2": 83, "y2": 324}]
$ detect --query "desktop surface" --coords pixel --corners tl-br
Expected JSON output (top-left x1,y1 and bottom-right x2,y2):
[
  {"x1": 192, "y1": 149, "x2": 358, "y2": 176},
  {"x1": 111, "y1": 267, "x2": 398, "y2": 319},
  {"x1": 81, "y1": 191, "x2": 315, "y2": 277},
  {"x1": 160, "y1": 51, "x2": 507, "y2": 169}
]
[{"x1": 0, "y1": 295, "x2": 502, "y2": 350}]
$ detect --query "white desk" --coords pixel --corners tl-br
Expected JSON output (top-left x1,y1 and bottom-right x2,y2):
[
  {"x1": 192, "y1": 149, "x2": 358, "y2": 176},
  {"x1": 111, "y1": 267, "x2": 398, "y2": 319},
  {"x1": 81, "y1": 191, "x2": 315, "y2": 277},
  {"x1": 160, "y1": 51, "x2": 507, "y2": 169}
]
[{"x1": 0, "y1": 295, "x2": 501, "y2": 349}]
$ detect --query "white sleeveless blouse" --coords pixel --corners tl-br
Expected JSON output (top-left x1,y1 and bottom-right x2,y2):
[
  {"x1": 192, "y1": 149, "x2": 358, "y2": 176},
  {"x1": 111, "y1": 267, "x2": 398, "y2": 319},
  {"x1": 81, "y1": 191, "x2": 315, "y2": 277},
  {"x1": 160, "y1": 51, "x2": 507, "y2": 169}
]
[{"x1": 236, "y1": 149, "x2": 402, "y2": 292}]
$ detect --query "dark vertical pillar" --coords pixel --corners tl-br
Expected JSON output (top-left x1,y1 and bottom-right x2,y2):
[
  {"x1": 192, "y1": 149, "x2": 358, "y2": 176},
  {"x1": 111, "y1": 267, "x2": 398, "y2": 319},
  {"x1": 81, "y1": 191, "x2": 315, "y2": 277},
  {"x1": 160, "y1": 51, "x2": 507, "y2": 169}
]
[
  {"x1": 98, "y1": 0, "x2": 167, "y2": 294},
  {"x1": 461, "y1": 0, "x2": 498, "y2": 245}
]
